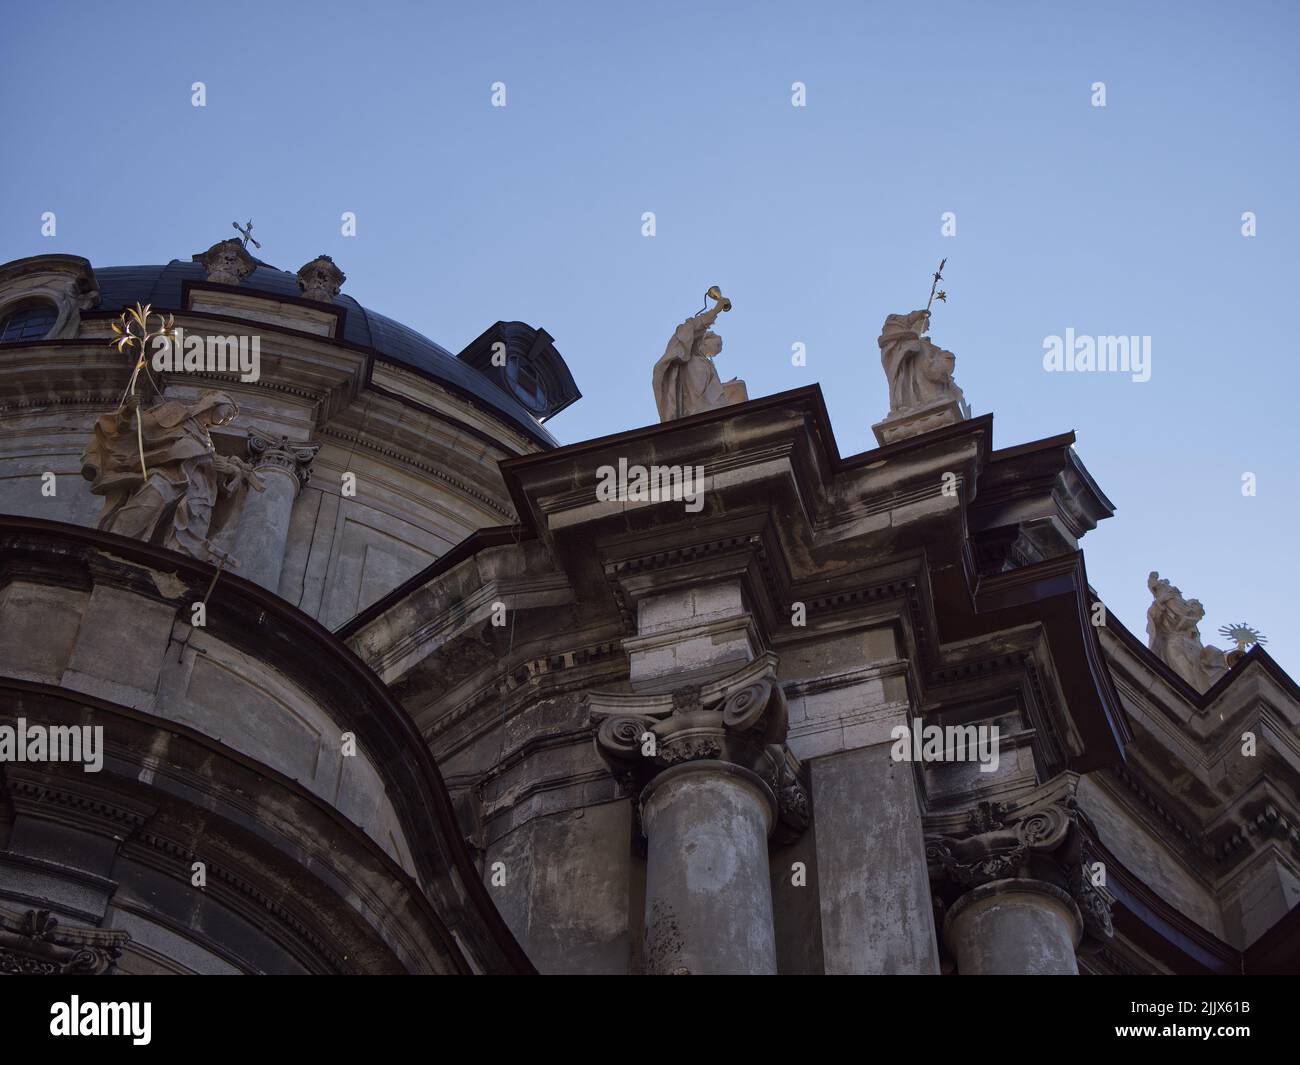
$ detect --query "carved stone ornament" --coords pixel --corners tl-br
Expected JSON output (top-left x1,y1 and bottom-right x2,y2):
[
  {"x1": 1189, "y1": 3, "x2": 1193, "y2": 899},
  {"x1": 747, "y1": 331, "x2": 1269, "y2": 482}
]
[
  {"x1": 925, "y1": 777, "x2": 1114, "y2": 949},
  {"x1": 1146, "y1": 570, "x2": 1228, "y2": 691},
  {"x1": 296, "y1": 254, "x2": 346, "y2": 303},
  {"x1": 80, "y1": 391, "x2": 266, "y2": 563},
  {"x1": 0, "y1": 909, "x2": 129, "y2": 975},
  {"x1": 247, "y1": 430, "x2": 321, "y2": 491},
  {"x1": 651, "y1": 294, "x2": 748, "y2": 422},
  {"x1": 586, "y1": 654, "x2": 808, "y2": 843},
  {"x1": 1070, "y1": 840, "x2": 1115, "y2": 941},
  {"x1": 197, "y1": 238, "x2": 256, "y2": 286}
]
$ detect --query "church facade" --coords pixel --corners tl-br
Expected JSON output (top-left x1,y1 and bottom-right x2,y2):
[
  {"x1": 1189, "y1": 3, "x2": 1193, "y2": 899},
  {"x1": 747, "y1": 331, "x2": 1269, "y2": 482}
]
[{"x1": 0, "y1": 244, "x2": 1296, "y2": 974}]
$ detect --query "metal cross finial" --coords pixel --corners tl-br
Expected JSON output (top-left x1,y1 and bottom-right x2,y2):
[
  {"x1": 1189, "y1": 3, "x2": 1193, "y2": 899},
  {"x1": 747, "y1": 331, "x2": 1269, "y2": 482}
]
[{"x1": 232, "y1": 220, "x2": 261, "y2": 250}]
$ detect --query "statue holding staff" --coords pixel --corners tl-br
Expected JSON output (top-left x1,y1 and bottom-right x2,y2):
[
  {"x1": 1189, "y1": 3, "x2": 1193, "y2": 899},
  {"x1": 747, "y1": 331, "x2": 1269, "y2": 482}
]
[{"x1": 80, "y1": 390, "x2": 264, "y2": 562}]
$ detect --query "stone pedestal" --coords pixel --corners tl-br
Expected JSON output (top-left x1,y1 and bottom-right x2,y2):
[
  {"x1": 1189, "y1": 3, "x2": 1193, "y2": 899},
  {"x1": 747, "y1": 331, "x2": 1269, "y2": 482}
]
[
  {"x1": 641, "y1": 761, "x2": 777, "y2": 974},
  {"x1": 232, "y1": 432, "x2": 319, "y2": 593},
  {"x1": 943, "y1": 878, "x2": 1083, "y2": 975},
  {"x1": 722, "y1": 379, "x2": 749, "y2": 406},
  {"x1": 871, "y1": 398, "x2": 965, "y2": 446}
]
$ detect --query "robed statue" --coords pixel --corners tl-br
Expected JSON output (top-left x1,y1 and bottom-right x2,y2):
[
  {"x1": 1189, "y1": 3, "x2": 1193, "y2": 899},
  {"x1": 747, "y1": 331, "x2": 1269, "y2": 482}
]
[
  {"x1": 878, "y1": 309, "x2": 966, "y2": 417},
  {"x1": 80, "y1": 390, "x2": 264, "y2": 561},
  {"x1": 1146, "y1": 571, "x2": 1228, "y2": 691},
  {"x1": 652, "y1": 292, "x2": 747, "y2": 422}
]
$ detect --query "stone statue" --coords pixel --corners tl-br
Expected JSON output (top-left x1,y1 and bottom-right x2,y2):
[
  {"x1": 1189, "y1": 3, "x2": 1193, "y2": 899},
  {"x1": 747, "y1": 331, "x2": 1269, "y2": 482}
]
[
  {"x1": 80, "y1": 390, "x2": 265, "y2": 562},
  {"x1": 652, "y1": 296, "x2": 747, "y2": 422},
  {"x1": 872, "y1": 309, "x2": 967, "y2": 444},
  {"x1": 50, "y1": 276, "x2": 100, "y2": 338},
  {"x1": 1146, "y1": 571, "x2": 1228, "y2": 691}
]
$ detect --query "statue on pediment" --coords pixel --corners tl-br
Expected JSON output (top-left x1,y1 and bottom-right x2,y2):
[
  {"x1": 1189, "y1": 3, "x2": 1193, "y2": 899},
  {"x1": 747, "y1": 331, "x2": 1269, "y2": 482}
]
[
  {"x1": 1146, "y1": 571, "x2": 1228, "y2": 691},
  {"x1": 653, "y1": 287, "x2": 747, "y2": 421},
  {"x1": 871, "y1": 261, "x2": 971, "y2": 444},
  {"x1": 875, "y1": 308, "x2": 967, "y2": 434}
]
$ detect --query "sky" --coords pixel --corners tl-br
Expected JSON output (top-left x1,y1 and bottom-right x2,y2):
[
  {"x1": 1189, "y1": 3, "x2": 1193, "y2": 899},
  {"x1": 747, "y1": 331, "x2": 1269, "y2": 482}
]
[{"x1": 2, "y1": 0, "x2": 1296, "y2": 675}]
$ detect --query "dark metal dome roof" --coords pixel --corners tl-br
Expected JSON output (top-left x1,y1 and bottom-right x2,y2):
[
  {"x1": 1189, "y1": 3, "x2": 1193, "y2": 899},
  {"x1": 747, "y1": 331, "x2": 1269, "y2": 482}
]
[{"x1": 93, "y1": 261, "x2": 557, "y2": 446}]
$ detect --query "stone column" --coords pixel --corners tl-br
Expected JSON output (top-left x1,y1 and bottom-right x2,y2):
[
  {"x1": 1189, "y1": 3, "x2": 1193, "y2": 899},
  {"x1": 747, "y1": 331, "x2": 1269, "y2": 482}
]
[
  {"x1": 232, "y1": 431, "x2": 319, "y2": 593},
  {"x1": 641, "y1": 761, "x2": 778, "y2": 974},
  {"x1": 588, "y1": 656, "x2": 809, "y2": 975},
  {"x1": 926, "y1": 782, "x2": 1114, "y2": 976},
  {"x1": 944, "y1": 878, "x2": 1082, "y2": 975}
]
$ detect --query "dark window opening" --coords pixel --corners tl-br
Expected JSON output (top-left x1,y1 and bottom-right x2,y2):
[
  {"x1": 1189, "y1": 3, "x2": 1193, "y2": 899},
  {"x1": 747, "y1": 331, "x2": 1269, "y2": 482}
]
[
  {"x1": 507, "y1": 355, "x2": 549, "y2": 414},
  {"x1": 0, "y1": 303, "x2": 58, "y2": 343}
]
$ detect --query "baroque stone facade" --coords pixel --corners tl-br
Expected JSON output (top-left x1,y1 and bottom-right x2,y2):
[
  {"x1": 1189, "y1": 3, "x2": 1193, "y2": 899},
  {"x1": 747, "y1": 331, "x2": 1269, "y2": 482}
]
[{"x1": 1, "y1": 248, "x2": 1298, "y2": 974}]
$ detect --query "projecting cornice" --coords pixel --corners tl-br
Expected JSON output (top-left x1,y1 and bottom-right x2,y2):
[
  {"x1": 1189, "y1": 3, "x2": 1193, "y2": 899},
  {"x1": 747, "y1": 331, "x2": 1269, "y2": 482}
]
[
  {"x1": 336, "y1": 387, "x2": 1131, "y2": 772},
  {"x1": 969, "y1": 430, "x2": 1116, "y2": 562},
  {"x1": 342, "y1": 386, "x2": 1129, "y2": 773}
]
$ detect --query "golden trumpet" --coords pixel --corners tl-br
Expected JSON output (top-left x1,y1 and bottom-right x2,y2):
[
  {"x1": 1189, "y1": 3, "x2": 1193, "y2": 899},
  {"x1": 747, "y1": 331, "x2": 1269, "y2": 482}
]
[{"x1": 706, "y1": 285, "x2": 732, "y2": 312}]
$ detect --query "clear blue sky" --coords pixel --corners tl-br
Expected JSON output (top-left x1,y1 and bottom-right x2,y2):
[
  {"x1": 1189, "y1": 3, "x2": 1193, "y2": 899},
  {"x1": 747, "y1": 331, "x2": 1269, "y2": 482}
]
[{"x1": 3, "y1": 0, "x2": 1296, "y2": 675}]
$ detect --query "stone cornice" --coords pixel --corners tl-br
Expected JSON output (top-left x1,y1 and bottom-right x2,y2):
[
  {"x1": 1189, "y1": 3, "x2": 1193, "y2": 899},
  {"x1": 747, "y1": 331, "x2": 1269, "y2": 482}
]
[
  {"x1": 320, "y1": 427, "x2": 514, "y2": 518},
  {"x1": 418, "y1": 640, "x2": 628, "y2": 754},
  {"x1": 127, "y1": 828, "x2": 350, "y2": 974}
]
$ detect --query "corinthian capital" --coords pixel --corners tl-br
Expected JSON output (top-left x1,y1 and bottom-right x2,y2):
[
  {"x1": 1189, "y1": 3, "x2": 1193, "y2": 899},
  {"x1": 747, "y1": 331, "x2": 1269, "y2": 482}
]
[{"x1": 247, "y1": 430, "x2": 320, "y2": 491}]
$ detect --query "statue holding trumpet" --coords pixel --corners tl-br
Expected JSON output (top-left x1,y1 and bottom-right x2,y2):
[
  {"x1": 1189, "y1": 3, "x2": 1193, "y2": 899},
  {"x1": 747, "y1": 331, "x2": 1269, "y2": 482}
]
[{"x1": 652, "y1": 286, "x2": 748, "y2": 422}]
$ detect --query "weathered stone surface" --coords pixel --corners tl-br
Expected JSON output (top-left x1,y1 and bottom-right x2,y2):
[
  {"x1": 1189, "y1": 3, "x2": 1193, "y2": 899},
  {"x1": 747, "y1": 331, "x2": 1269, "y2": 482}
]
[
  {"x1": 296, "y1": 254, "x2": 345, "y2": 303},
  {"x1": 944, "y1": 879, "x2": 1082, "y2": 975},
  {"x1": 484, "y1": 802, "x2": 634, "y2": 974},
  {"x1": 641, "y1": 762, "x2": 777, "y2": 974},
  {"x1": 812, "y1": 745, "x2": 939, "y2": 973}
]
